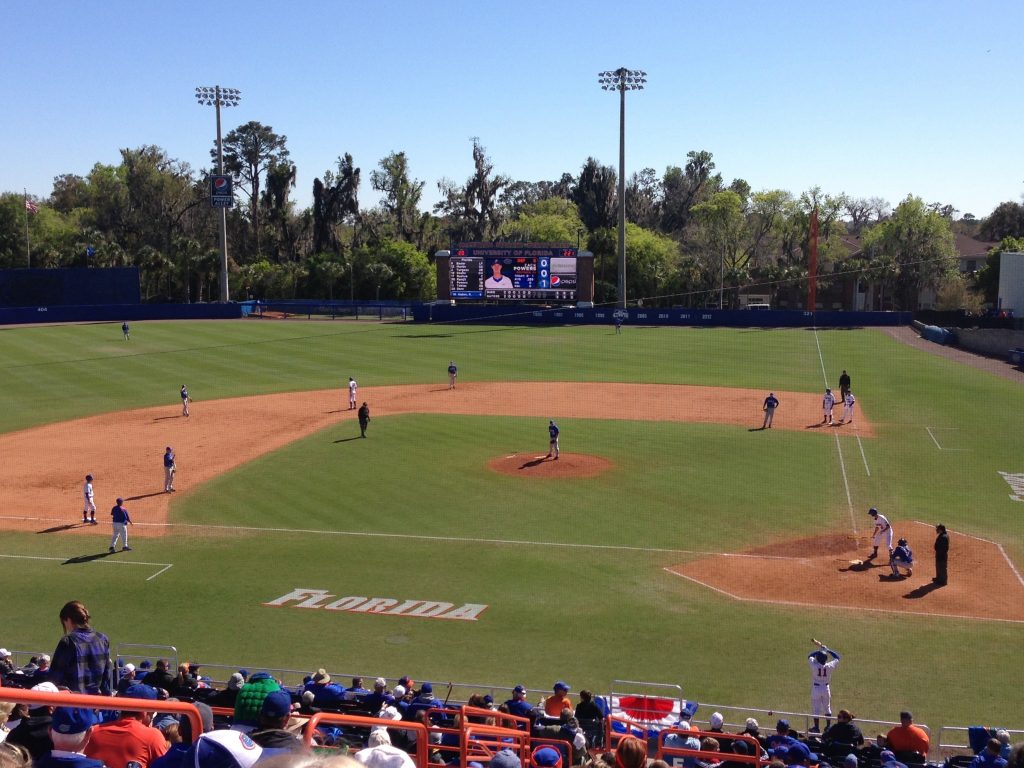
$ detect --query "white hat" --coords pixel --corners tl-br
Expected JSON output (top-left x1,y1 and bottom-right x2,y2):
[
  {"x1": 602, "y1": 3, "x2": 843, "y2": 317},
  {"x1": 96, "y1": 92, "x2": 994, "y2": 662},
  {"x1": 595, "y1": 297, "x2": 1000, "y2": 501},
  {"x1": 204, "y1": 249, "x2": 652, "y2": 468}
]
[
  {"x1": 39, "y1": 654, "x2": 51, "y2": 664},
  {"x1": 746, "y1": 717, "x2": 759, "y2": 730},
  {"x1": 375, "y1": 677, "x2": 387, "y2": 689},
  {"x1": 354, "y1": 744, "x2": 417, "y2": 768},
  {"x1": 392, "y1": 684, "x2": 406, "y2": 697},
  {"x1": 31, "y1": 682, "x2": 60, "y2": 693},
  {"x1": 124, "y1": 663, "x2": 136, "y2": 673},
  {"x1": 190, "y1": 730, "x2": 263, "y2": 768},
  {"x1": 0, "y1": 648, "x2": 10, "y2": 657},
  {"x1": 710, "y1": 712, "x2": 724, "y2": 729}
]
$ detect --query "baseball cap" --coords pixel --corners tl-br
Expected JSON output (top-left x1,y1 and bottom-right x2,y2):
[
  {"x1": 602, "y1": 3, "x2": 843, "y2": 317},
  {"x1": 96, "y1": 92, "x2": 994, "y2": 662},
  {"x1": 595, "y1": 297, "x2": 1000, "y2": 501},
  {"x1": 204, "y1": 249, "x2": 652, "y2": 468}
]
[
  {"x1": 0, "y1": 649, "x2": 10, "y2": 658},
  {"x1": 553, "y1": 681, "x2": 569, "y2": 692},
  {"x1": 227, "y1": 672, "x2": 245, "y2": 690},
  {"x1": 710, "y1": 712, "x2": 724, "y2": 729},
  {"x1": 122, "y1": 683, "x2": 158, "y2": 700},
  {"x1": 140, "y1": 660, "x2": 152, "y2": 669},
  {"x1": 31, "y1": 682, "x2": 60, "y2": 693},
  {"x1": 869, "y1": 508, "x2": 878, "y2": 515},
  {"x1": 399, "y1": 676, "x2": 413, "y2": 687},
  {"x1": 745, "y1": 717, "x2": 759, "y2": 730},
  {"x1": 392, "y1": 685, "x2": 406, "y2": 697},
  {"x1": 533, "y1": 747, "x2": 563, "y2": 768},
  {"x1": 261, "y1": 690, "x2": 293, "y2": 719},
  {"x1": 116, "y1": 497, "x2": 124, "y2": 505},
  {"x1": 513, "y1": 684, "x2": 527, "y2": 694},
  {"x1": 353, "y1": 744, "x2": 417, "y2": 768},
  {"x1": 420, "y1": 682, "x2": 433, "y2": 694},
  {"x1": 375, "y1": 677, "x2": 387, "y2": 689},
  {"x1": 776, "y1": 719, "x2": 790, "y2": 731},
  {"x1": 491, "y1": 749, "x2": 522, "y2": 768},
  {"x1": 122, "y1": 663, "x2": 136, "y2": 674},
  {"x1": 844, "y1": 755, "x2": 859, "y2": 768},
  {"x1": 189, "y1": 730, "x2": 263, "y2": 768},
  {"x1": 52, "y1": 706, "x2": 97, "y2": 734},
  {"x1": 880, "y1": 751, "x2": 897, "y2": 764}
]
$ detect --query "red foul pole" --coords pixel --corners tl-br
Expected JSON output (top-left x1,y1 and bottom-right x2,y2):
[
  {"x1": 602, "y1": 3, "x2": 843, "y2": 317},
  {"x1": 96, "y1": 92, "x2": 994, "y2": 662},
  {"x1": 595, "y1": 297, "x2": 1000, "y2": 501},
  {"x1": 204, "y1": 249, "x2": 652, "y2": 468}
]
[{"x1": 807, "y1": 208, "x2": 819, "y2": 311}]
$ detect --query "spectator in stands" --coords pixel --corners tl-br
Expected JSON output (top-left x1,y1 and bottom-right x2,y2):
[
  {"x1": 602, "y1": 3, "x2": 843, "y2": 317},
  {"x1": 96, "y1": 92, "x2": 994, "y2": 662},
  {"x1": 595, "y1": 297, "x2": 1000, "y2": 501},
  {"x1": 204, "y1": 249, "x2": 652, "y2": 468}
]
[
  {"x1": 233, "y1": 672, "x2": 283, "y2": 733},
  {"x1": 205, "y1": 673, "x2": 245, "y2": 709},
  {"x1": 50, "y1": 602, "x2": 111, "y2": 697},
  {"x1": 186, "y1": 731, "x2": 264, "y2": 768},
  {"x1": 574, "y1": 690, "x2": 602, "y2": 722},
  {"x1": 718, "y1": 739, "x2": 756, "y2": 768},
  {"x1": 116, "y1": 664, "x2": 137, "y2": 695},
  {"x1": 709, "y1": 713, "x2": 726, "y2": 734},
  {"x1": 823, "y1": 710, "x2": 864, "y2": 750},
  {"x1": 84, "y1": 683, "x2": 168, "y2": 768},
  {"x1": 842, "y1": 754, "x2": 859, "y2": 768},
  {"x1": 970, "y1": 739, "x2": 1009, "y2": 768},
  {"x1": 879, "y1": 750, "x2": 908, "y2": 768},
  {"x1": 406, "y1": 683, "x2": 443, "y2": 720},
  {"x1": 697, "y1": 738, "x2": 723, "y2": 768},
  {"x1": 996, "y1": 733, "x2": 1011, "y2": 760},
  {"x1": 0, "y1": 650, "x2": 15, "y2": 677},
  {"x1": 544, "y1": 682, "x2": 573, "y2": 718},
  {"x1": 149, "y1": 702, "x2": 213, "y2": 768},
  {"x1": 490, "y1": 748, "x2": 522, "y2": 768},
  {"x1": 766, "y1": 721, "x2": 792, "y2": 751},
  {"x1": 345, "y1": 677, "x2": 370, "y2": 701},
  {"x1": 303, "y1": 670, "x2": 344, "y2": 709},
  {"x1": 141, "y1": 660, "x2": 174, "y2": 693},
  {"x1": 250, "y1": 690, "x2": 302, "y2": 757},
  {"x1": 739, "y1": 718, "x2": 763, "y2": 748},
  {"x1": 616, "y1": 735, "x2": 648, "y2": 768},
  {"x1": 532, "y1": 746, "x2": 563, "y2": 768},
  {"x1": 884, "y1": 712, "x2": 929, "y2": 759},
  {"x1": 34, "y1": 706, "x2": 102, "y2": 768},
  {"x1": 168, "y1": 665, "x2": 197, "y2": 699},
  {"x1": 0, "y1": 742, "x2": 32, "y2": 768},
  {"x1": 31, "y1": 656, "x2": 53, "y2": 687},
  {"x1": 505, "y1": 685, "x2": 535, "y2": 720},
  {"x1": 665, "y1": 721, "x2": 701, "y2": 768},
  {"x1": 5, "y1": 682, "x2": 60, "y2": 758},
  {"x1": 362, "y1": 678, "x2": 389, "y2": 714},
  {"x1": 1008, "y1": 744, "x2": 1024, "y2": 768},
  {"x1": 353, "y1": 730, "x2": 416, "y2": 768}
]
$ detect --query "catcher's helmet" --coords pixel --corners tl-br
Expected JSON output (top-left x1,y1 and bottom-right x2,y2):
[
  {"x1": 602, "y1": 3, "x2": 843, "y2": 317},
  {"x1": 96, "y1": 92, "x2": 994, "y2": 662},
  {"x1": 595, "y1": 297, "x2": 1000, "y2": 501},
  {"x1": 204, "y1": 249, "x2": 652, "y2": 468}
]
[
  {"x1": 868, "y1": 507, "x2": 878, "y2": 516},
  {"x1": 898, "y1": 538, "x2": 908, "y2": 546}
]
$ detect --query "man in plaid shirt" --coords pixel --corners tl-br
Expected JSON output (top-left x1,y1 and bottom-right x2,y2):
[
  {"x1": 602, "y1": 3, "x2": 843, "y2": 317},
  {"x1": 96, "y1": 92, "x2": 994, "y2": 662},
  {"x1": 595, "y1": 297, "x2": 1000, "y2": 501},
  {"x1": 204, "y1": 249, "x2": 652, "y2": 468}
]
[{"x1": 49, "y1": 600, "x2": 113, "y2": 695}]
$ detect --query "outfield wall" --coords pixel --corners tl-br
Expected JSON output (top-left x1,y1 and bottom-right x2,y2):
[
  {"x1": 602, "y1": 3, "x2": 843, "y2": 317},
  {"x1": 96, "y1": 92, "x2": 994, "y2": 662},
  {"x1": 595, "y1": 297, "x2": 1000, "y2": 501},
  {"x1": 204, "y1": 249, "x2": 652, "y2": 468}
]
[
  {"x1": 412, "y1": 304, "x2": 912, "y2": 327},
  {"x1": 0, "y1": 302, "x2": 241, "y2": 325}
]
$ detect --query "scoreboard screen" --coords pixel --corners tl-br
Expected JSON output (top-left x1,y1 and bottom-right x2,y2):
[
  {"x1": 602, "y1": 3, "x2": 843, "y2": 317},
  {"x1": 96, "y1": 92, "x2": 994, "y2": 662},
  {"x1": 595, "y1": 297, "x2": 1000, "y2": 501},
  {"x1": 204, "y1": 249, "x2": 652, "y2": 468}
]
[{"x1": 449, "y1": 244, "x2": 578, "y2": 301}]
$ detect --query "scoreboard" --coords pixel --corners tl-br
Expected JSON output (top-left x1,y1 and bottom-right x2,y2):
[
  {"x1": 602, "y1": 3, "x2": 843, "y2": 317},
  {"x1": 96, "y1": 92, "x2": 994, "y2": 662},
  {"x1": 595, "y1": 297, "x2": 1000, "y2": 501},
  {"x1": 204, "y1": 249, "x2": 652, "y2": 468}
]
[{"x1": 449, "y1": 244, "x2": 579, "y2": 301}]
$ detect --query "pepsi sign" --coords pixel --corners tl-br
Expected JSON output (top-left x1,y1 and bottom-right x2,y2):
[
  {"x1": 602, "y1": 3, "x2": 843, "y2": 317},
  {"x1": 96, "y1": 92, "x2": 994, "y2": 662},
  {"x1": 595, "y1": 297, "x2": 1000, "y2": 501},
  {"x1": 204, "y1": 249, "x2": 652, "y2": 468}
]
[{"x1": 210, "y1": 175, "x2": 234, "y2": 208}]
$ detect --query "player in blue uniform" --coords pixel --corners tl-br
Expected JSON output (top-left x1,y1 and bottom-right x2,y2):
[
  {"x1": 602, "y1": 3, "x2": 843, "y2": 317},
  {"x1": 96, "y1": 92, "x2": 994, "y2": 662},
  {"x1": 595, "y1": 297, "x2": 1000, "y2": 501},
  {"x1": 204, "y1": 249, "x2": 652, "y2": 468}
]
[
  {"x1": 448, "y1": 361, "x2": 458, "y2": 389},
  {"x1": 762, "y1": 393, "x2": 780, "y2": 429},
  {"x1": 109, "y1": 498, "x2": 132, "y2": 552},
  {"x1": 546, "y1": 420, "x2": 560, "y2": 460},
  {"x1": 180, "y1": 384, "x2": 190, "y2": 417},
  {"x1": 121, "y1": 322, "x2": 130, "y2": 341},
  {"x1": 889, "y1": 538, "x2": 914, "y2": 578},
  {"x1": 163, "y1": 446, "x2": 176, "y2": 492}
]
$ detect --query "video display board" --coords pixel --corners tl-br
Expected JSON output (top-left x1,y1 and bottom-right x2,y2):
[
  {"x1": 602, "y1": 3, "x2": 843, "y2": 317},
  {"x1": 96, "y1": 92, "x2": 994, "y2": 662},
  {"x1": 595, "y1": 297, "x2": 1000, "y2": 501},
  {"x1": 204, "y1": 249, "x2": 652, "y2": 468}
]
[{"x1": 449, "y1": 244, "x2": 578, "y2": 301}]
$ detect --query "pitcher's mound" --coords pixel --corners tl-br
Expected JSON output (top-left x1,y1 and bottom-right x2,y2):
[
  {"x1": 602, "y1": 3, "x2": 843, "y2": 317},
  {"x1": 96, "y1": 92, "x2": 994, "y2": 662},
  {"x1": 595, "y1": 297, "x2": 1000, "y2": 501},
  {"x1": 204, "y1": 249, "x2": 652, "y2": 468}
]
[{"x1": 488, "y1": 453, "x2": 613, "y2": 478}]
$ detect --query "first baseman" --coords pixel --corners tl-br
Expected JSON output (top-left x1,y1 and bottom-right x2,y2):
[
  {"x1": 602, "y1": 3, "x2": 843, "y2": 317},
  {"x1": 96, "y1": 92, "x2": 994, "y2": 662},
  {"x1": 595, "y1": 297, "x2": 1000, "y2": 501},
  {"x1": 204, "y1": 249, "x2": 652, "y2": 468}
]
[
  {"x1": 808, "y1": 643, "x2": 840, "y2": 733},
  {"x1": 546, "y1": 420, "x2": 560, "y2": 460},
  {"x1": 868, "y1": 507, "x2": 893, "y2": 559},
  {"x1": 822, "y1": 388, "x2": 836, "y2": 424},
  {"x1": 841, "y1": 391, "x2": 856, "y2": 423},
  {"x1": 762, "y1": 392, "x2": 779, "y2": 429},
  {"x1": 180, "y1": 384, "x2": 191, "y2": 417},
  {"x1": 163, "y1": 446, "x2": 176, "y2": 492},
  {"x1": 82, "y1": 474, "x2": 97, "y2": 525},
  {"x1": 348, "y1": 377, "x2": 358, "y2": 410},
  {"x1": 109, "y1": 497, "x2": 132, "y2": 553}
]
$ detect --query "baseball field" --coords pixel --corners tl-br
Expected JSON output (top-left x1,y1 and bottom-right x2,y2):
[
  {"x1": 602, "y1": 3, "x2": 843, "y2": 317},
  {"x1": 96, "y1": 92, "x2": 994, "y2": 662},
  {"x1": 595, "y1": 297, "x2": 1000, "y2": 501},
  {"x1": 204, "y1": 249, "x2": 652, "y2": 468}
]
[{"x1": 0, "y1": 319, "x2": 1021, "y2": 730}]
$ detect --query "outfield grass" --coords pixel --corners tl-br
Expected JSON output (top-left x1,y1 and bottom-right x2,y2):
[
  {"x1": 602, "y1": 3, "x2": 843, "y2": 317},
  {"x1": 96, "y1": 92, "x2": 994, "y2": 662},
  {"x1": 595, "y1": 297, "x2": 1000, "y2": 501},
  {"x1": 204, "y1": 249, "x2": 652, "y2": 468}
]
[{"x1": 0, "y1": 320, "x2": 1021, "y2": 728}]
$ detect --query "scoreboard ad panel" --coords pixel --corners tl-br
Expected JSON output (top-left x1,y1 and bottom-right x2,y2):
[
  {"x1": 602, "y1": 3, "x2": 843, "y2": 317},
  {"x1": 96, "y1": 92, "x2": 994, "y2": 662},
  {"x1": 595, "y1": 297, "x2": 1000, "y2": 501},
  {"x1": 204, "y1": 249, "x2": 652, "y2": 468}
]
[{"x1": 448, "y1": 244, "x2": 578, "y2": 301}]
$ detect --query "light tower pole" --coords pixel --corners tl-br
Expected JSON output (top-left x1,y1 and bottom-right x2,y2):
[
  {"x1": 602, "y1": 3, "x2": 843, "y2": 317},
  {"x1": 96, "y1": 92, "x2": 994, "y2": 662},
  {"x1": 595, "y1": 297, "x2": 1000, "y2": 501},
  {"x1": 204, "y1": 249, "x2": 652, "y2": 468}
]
[
  {"x1": 195, "y1": 85, "x2": 241, "y2": 302},
  {"x1": 598, "y1": 68, "x2": 646, "y2": 309}
]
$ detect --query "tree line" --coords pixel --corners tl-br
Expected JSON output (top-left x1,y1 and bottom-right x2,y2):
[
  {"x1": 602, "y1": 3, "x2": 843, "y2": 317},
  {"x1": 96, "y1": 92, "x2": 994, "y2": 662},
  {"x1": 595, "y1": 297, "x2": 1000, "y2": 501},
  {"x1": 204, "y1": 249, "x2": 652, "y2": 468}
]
[{"x1": 3, "y1": 120, "x2": 1022, "y2": 309}]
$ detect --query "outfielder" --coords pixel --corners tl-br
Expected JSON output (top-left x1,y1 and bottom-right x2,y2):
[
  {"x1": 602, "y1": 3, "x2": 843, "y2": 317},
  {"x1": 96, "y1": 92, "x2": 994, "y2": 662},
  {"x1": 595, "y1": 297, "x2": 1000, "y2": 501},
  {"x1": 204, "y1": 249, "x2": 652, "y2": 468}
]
[
  {"x1": 82, "y1": 474, "x2": 97, "y2": 525},
  {"x1": 808, "y1": 642, "x2": 840, "y2": 733},
  {"x1": 163, "y1": 446, "x2": 176, "y2": 492},
  {"x1": 841, "y1": 391, "x2": 856, "y2": 423},
  {"x1": 546, "y1": 420, "x2": 560, "y2": 460},
  {"x1": 348, "y1": 377, "x2": 358, "y2": 410},
  {"x1": 109, "y1": 497, "x2": 132, "y2": 553},
  {"x1": 868, "y1": 507, "x2": 893, "y2": 559},
  {"x1": 822, "y1": 388, "x2": 836, "y2": 425},
  {"x1": 889, "y1": 538, "x2": 914, "y2": 578},
  {"x1": 180, "y1": 384, "x2": 191, "y2": 417}
]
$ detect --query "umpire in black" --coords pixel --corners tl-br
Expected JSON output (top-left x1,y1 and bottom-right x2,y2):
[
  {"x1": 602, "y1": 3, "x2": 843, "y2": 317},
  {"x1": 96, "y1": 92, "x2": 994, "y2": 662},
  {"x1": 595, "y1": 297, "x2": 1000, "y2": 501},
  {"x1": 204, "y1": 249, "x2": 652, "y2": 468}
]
[{"x1": 933, "y1": 524, "x2": 949, "y2": 586}]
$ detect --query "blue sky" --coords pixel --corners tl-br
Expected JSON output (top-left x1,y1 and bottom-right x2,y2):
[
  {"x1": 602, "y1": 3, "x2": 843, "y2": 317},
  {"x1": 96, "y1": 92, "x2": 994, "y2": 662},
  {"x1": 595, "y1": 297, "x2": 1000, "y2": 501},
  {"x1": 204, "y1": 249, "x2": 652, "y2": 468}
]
[{"x1": 5, "y1": 0, "x2": 1022, "y2": 221}]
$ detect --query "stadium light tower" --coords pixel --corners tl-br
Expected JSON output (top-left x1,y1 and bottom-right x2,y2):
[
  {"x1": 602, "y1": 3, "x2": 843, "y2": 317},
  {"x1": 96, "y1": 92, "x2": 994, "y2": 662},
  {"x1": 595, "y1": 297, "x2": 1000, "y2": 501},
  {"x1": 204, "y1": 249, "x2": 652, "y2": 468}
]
[
  {"x1": 598, "y1": 67, "x2": 646, "y2": 309},
  {"x1": 195, "y1": 85, "x2": 241, "y2": 303}
]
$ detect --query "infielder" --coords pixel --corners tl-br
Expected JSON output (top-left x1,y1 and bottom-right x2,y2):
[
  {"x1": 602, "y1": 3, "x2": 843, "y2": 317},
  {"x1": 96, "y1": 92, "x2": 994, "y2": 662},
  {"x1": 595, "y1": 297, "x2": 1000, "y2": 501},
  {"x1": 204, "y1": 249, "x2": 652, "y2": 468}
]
[
  {"x1": 889, "y1": 538, "x2": 914, "y2": 578},
  {"x1": 448, "y1": 361, "x2": 458, "y2": 389},
  {"x1": 109, "y1": 497, "x2": 132, "y2": 553},
  {"x1": 546, "y1": 420, "x2": 560, "y2": 460},
  {"x1": 841, "y1": 391, "x2": 856, "y2": 423},
  {"x1": 163, "y1": 446, "x2": 176, "y2": 492},
  {"x1": 348, "y1": 377, "x2": 358, "y2": 410},
  {"x1": 868, "y1": 507, "x2": 893, "y2": 559},
  {"x1": 82, "y1": 474, "x2": 97, "y2": 525},
  {"x1": 180, "y1": 384, "x2": 191, "y2": 417},
  {"x1": 762, "y1": 392, "x2": 779, "y2": 429},
  {"x1": 807, "y1": 643, "x2": 840, "y2": 733},
  {"x1": 822, "y1": 388, "x2": 836, "y2": 425}
]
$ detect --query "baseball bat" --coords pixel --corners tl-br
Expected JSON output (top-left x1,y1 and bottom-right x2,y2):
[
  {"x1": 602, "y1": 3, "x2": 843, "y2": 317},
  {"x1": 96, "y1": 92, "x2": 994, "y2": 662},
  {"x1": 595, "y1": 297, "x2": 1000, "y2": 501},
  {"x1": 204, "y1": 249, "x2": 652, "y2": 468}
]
[
  {"x1": 443, "y1": 681, "x2": 453, "y2": 707},
  {"x1": 811, "y1": 637, "x2": 825, "y2": 648}
]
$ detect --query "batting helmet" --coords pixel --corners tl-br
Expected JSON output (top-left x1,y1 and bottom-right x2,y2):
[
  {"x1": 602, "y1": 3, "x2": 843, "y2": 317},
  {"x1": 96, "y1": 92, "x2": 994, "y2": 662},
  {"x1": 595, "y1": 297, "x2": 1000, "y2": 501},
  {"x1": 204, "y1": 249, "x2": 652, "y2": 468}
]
[
  {"x1": 868, "y1": 507, "x2": 878, "y2": 516},
  {"x1": 813, "y1": 651, "x2": 828, "y2": 663}
]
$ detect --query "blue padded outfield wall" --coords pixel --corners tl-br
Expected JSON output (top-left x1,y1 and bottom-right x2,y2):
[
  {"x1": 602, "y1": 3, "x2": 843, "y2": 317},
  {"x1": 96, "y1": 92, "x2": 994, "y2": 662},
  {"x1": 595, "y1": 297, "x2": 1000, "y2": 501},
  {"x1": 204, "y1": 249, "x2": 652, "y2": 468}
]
[
  {"x1": 0, "y1": 268, "x2": 141, "y2": 307},
  {"x1": 0, "y1": 303, "x2": 241, "y2": 325},
  {"x1": 412, "y1": 303, "x2": 912, "y2": 328}
]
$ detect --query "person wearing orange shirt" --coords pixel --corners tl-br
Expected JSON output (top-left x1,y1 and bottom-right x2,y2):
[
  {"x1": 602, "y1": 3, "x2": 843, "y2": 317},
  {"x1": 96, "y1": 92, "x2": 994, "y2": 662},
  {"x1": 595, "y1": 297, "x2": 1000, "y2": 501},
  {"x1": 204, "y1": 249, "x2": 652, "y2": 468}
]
[
  {"x1": 543, "y1": 682, "x2": 573, "y2": 717},
  {"x1": 84, "y1": 684, "x2": 168, "y2": 768},
  {"x1": 885, "y1": 711, "x2": 930, "y2": 758}
]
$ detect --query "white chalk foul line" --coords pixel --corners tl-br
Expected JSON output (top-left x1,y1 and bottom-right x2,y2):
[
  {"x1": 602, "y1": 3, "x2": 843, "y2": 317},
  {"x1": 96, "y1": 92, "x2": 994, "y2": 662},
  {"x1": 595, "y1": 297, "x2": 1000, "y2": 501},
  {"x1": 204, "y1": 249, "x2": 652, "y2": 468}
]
[
  {"x1": 913, "y1": 521, "x2": 1024, "y2": 589},
  {"x1": 0, "y1": 552, "x2": 172, "y2": 581},
  {"x1": 663, "y1": 567, "x2": 1024, "y2": 625},
  {"x1": 813, "y1": 328, "x2": 857, "y2": 535},
  {"x1": 856, "y1": 435, "x2": 871, "y2": 477},
  {"x1": 925, "y1": 426, "x2": 970, "y2": 452}
]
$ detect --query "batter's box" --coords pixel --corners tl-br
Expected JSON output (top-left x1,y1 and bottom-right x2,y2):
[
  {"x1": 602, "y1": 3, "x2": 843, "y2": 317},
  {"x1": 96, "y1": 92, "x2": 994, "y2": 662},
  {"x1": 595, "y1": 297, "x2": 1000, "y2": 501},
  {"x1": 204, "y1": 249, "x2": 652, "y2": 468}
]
[
  {"x1": 925, "y1": 426, "x2": 970, "y2": 451},
  {"x1": 999, "y1": 471, "x2": 1024, "y2": 502}
]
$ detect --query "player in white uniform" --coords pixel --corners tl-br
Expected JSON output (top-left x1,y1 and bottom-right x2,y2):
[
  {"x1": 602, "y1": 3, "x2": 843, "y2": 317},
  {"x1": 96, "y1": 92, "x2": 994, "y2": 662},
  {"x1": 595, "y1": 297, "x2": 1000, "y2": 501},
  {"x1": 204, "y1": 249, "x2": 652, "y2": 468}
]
[
  {"x1": 82, "y1": 474, "x2": 97, "y2": 524},
  {"x1": 841, "y1": 391, "x2": 856, "y2": 423},
  {"x1": 868, "y1": 507, "x2": 894, "y2": 559},
  {"x1": 348, "y1": 377, "x2": 358, "y2": 410},
  {"x1": 822, "y1": 388, "x2": 836, "y2": 424},
  {"x1": 808, "y1": 644, "x2": 840, "y2": 733}
]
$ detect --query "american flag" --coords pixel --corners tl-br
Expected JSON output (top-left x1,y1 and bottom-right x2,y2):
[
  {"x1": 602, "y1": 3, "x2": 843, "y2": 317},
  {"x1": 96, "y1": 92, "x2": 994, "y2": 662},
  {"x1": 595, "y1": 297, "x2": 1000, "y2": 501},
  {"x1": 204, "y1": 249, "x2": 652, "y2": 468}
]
[{"x1": 24, "y1": 200, "x2": 39, "y2": 214}]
